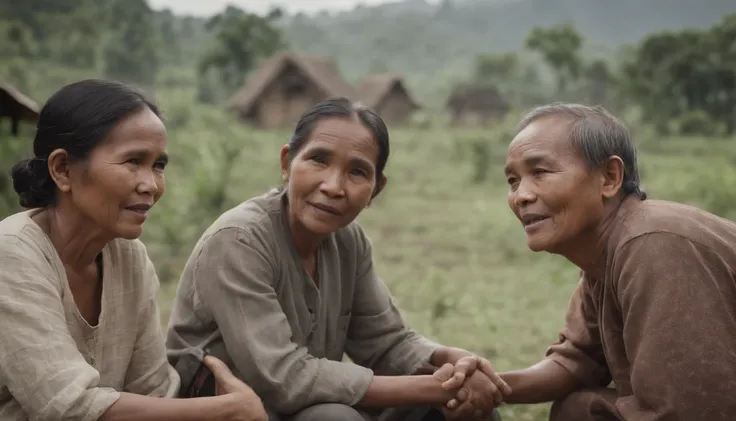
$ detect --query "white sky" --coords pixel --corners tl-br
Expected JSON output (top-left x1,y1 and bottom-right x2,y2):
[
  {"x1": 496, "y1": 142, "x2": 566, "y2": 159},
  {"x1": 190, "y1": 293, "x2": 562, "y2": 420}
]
[{"x1": 147, "y1": 0, "x2": 402, "y2": 16}]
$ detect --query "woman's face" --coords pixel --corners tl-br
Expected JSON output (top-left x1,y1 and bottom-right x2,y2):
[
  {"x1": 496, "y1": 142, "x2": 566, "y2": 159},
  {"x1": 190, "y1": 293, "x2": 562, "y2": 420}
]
[
  {"x1": 281, "y1": 116, "x2": 385, "y2": 237},
  {"x1": 50, "y1": 107, "x2": 168, "y2": 240},
  {"x1": 504, "y1": 115, "x2": 605, "y2": 253}
]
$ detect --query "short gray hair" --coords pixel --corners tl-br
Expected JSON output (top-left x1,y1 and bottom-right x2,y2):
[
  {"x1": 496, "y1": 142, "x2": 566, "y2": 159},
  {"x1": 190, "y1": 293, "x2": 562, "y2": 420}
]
[{"x1": 516, "y1": 103, "x2": 646, "y2": 200}]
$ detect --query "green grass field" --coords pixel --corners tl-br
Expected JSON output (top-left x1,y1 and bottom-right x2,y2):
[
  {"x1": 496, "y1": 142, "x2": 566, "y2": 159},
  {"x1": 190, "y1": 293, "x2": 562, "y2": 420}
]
[{"x1": 130, "y1": 94, "x2": 736, "y2": 421}]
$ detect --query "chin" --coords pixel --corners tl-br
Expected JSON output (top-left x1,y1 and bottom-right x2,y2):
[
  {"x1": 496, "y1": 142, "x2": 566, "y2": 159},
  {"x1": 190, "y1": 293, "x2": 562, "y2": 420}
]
[
  {"x1": 116, "y1": 225, "x2": 144, "y2": 240},
  {"x1": 525, "y1": 236, "x2": 553, "y2": 253}
]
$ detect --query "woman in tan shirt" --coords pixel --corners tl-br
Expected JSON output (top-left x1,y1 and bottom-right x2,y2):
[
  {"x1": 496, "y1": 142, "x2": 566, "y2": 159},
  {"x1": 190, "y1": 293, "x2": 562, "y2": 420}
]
[
  {"x1": 0, "y1": 79, "x2": 266, "y2": 421},
  {"x1": 166, "y1": 98, "x2": 511, "y2": 421}
]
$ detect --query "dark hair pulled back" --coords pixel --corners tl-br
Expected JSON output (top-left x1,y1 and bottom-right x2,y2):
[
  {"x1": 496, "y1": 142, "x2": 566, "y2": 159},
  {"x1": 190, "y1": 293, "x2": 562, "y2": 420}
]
[
  {"x1": 287, "y1": 97, "x2": 390, "y2": 185},
  {"x1": 10, "y1": 79, "x2": 160, "y2": 208}
]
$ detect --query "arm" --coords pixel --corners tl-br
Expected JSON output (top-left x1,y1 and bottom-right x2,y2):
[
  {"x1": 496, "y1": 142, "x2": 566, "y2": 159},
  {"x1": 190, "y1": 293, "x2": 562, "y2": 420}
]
[
  {"x1": 499, "y1": 273, "x2": 610, "y2": 404},
  {"x1": 344, "y1": 225, "x2": 442, "y2": 377},
  {"x1": 0, "y1": 238, "x2": 246, "y2": 421},
  {"x1": 612, "y1": 233, "x2": 736, "y2": 421},
  {"x1": 193, "y1": 228, "x2": 376, "y2": 415},
  {"x1": 123, "y1": 251, "x2": 180, "y2": 397}
]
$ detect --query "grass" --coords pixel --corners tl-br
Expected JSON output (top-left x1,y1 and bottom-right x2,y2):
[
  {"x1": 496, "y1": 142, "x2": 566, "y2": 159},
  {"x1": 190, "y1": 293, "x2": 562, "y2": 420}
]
[{"x1": 137, "y1": 96, "x2": 736, "y2": 421}]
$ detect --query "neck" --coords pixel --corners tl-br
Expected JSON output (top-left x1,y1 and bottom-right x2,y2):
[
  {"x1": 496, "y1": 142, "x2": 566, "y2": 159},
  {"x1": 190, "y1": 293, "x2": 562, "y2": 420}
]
[
  {"x1": 558, "y1": 196, "x2": 626, "y2": 279},
  {"x1": 287, "y1": 211, "x2": 324, "y2": 258},
  {"x1": 39, "y1": 203, "x2": 110, "y2": 271}
]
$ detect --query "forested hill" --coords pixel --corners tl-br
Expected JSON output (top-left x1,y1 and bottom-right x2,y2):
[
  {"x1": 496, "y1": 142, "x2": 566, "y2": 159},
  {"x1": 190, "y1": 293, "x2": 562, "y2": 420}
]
[{"x1": 276, "y1": 0, "x2": 736, "y2": 81}]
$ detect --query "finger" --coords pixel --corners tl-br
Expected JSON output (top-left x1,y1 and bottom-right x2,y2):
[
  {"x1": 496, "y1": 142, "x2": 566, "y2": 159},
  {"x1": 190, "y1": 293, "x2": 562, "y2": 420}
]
[
  {"x1": 479, "y1": 358, "x2": 512, "y2": 397},
  {"x1": 446, "y1": 398, "x2": 459, "y2": 409},
  {"x1": 434, "y1": 362, "x2": 455, "y2": 383},
  {"x1": 443, "y1": 357, "x2": 479, "y2": 389},
  {"x1": 203, "y1": 355, "x2": 235, "y2": 384}
]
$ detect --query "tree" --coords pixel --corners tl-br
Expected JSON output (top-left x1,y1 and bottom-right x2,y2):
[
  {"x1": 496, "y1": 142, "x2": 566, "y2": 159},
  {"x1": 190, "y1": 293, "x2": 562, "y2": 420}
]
[
  {"x1": 525, "y1": 22, "x2": 583, "y2": 95},
  {"x1": 197, "y1": 6, "x2": 286, "y2": 98}
]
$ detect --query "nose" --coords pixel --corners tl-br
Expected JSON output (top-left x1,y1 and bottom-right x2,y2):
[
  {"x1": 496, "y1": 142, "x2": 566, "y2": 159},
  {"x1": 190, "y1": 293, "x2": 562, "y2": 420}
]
[
  {"x1": 319, "y1": 169, "x2": 345, "y2": 197},
  {"x1": 511, "y1": 179, "x2": 536, "y2": 207},
  {"x1": 136, "y1": 169, "x2": 160, "y2": 196}
]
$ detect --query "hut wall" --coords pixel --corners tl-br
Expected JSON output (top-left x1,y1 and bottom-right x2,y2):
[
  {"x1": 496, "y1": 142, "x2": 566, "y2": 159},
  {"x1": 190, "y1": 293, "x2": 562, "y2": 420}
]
[
  {"x1": 254, "y1": 66, "x2": 325, "y2": 129},
  {"x1": 375, "y1": 88, "x2": 415, "y2": 125}
]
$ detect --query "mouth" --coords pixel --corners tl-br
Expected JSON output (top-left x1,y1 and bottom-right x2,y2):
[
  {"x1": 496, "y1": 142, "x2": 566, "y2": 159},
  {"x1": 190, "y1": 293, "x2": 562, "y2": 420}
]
[
  {"x1": 309, "y1": 202, "x2": 342, "y2": 216},
  {"x1": 521, "y1": 213, "x2": 550, "y2": 227},
  {"x1": 125, "y1": 204, "x2": 152, "y2": 215}
]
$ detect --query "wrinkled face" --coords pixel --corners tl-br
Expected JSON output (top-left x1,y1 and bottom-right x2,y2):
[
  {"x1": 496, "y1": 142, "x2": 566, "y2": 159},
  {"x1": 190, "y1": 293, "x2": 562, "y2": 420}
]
[
  {"x1": 57, "y1": 107, "x2": 168, "y2": 240},
  {"x1": 504, "y1": 116, "x2": 604, "y2": 253},
  {"x1": 281, "y1": 116, "x2": 384, "y2": 237}
]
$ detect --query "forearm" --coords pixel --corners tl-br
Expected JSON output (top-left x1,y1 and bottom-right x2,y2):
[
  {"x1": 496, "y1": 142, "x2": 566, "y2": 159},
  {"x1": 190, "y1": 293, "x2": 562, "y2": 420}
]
[
  {"x1": 499, "y1": 359, "x2": 579, "y2": 404},
  {"x1": 356, "y1": 375, "x2": 454, "y2": 408},
  {"x1": 99, "y1": 392, "x2": 254, "y2": 421}
]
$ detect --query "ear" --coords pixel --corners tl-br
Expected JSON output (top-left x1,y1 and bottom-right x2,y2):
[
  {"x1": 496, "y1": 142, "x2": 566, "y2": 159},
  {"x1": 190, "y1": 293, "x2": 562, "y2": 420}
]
[
  {"x1": 600, "y1": 156, "x2": 624, "y2": 199},
  {"x1": 279, "y1": 144, "x2": 290, "y2": 183},
  {"x1": 47, "y1": 149, "x2": 72, "y2": 193},
  {"x1": 368, "y1": 174, "x2": 388, "y2": 204}
]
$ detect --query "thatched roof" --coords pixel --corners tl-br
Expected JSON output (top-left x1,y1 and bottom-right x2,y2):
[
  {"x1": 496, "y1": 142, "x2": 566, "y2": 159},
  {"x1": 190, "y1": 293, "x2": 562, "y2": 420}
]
[
  {"x1": 227, "y1": 52, "x2": 357, "y2": 114},
  {"x1": 357, "y1": 73, "x2": 421, "y2": 110},
  {"x1": 445, "y1": 84, "x2": 509, "y2": 112},
  {"x1": 0, "y1": 81, "x2": 41, "y2": 121}
]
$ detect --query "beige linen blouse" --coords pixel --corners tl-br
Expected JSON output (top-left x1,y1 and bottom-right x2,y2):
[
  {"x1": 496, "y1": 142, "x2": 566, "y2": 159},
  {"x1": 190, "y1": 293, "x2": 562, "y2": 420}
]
[{"x1": 0, "y1": 211, "x2": 179, "y2": 421}]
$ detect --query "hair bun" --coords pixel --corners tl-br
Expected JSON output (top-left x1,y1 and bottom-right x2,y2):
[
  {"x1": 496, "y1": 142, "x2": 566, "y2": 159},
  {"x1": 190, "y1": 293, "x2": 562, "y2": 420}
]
[{"x1": 10, "y1": 157, "x2": 56, "y2": 208}]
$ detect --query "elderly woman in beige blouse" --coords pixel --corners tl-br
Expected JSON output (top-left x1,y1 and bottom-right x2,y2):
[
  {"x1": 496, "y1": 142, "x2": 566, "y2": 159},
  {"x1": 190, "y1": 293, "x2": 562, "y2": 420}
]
[
  {"x1": 166, "y1": 98, "x2": 512, "y2": 421},
  {"x1": 0, "y1": 79, "x2": 266, "y2": 421}
]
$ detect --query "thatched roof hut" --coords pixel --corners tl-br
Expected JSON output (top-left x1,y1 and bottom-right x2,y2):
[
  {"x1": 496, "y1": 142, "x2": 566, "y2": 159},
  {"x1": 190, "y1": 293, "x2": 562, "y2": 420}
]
[
  {"x1": 0, "y1": 81, "x2": 40, "y2": 136},
  {"x1": 227, "y1": 52, "x2": 357, "y2": 129},
  {"x1": 445, "y1": 84, "x2": 510, "y2": 126},
  {"x1": 357, "y1": 74, "x2": 420, "y2": 125}
]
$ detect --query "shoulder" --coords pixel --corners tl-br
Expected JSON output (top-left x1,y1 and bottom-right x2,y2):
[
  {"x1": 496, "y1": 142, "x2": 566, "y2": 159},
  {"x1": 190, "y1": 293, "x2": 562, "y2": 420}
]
[
  {"x1": 202, "y1": 188, "x2": 284, "y2": 246},
  {"x1": 0, "y1": 211, "x2": 58, "y2": 273},
  {"x1": 615, "y1": 199, "x2": 736, "y2": 245}
]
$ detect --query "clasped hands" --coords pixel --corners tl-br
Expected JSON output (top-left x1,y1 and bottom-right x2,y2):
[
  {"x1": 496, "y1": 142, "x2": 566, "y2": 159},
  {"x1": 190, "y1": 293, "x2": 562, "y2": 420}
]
[{"x1": 433, "y1": 356, "x2": 512, "y2": 420}]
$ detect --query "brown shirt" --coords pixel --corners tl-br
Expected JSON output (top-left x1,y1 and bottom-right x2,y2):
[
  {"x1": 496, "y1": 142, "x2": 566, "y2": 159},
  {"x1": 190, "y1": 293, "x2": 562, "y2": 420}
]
[
  {"x1": 166, "y1": 188, "x2": 440, "y2": 415},
  {"x1": 0, "y1": 211, "x2": 179, "y2": 421},
  {"x1": 547, "y1": 196, "x2": 736, "y2": 420}
]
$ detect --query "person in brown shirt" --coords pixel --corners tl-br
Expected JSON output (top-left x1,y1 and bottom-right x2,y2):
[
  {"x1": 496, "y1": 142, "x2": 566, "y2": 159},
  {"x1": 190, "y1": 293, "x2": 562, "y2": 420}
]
[
  {"x1": 491, "y1": 103, "x2": 736, "y2": 420},
  {"x1": 165, "y1": 98, "x2": 512, "y2": 421},
  {"x1": 0, "y1": 79, "x2": 266, "y2": 421}
]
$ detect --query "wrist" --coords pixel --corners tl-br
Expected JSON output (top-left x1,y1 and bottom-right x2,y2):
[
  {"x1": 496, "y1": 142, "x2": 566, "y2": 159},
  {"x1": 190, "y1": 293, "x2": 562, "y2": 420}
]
[{"x1": 431, "y1": 347, "x2": 476, "y2": 366}]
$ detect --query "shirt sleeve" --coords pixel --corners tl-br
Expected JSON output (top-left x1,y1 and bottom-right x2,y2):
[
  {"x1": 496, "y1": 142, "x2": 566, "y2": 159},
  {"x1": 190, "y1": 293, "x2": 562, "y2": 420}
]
[
  {"x1": 193, "y1": 227, "x2": 374, "y2": 415},
  {"x1": 545, "y1": 272, "x2": 612, "y2": 388},
  {"x1": 123, "y1": 248, "x2": 180, "y2": 398},
  {"x1": 0, "y1": 237, "x2": 120, "y2": 421},
  {"x1": 344, "y1": 226, "x2": 441, "y2": 376},
  {"x1": 612, "y1": 232, "x2": 736, "y2": 421}
]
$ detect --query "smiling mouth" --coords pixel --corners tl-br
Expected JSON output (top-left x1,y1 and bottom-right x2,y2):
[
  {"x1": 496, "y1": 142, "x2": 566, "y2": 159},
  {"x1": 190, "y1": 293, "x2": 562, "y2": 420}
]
[
  {"x1": 521, "y1": 215, "x2": 549, "y2": 227},
  {"x1": 309, "y1": 202, "x2": 341, "y2": 216},
  {"x1": 125, "y1": 204, "x2": 152, "y2": 214}
]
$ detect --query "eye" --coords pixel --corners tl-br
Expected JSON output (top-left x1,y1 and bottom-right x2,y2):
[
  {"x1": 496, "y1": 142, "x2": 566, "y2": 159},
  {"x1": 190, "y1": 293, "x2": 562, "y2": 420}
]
[
  {"x1": 154, "y1": 160, "x2": 167, "y2": 170},
  {"x1": 506, "y1": 176, "x2": 518, "y2": 186},
  {"x1": 310, "y1": 155, "x2": 326, "y2": 164},
  {"x1": 126, "y1": 158, "x2": 140, "y2": 166},
  {"x1": 350, "y1": 168, "x2": 368, "y2": 178},
  {"x1": 532, "y1": 168, "x2": 549, "y2": 176}
]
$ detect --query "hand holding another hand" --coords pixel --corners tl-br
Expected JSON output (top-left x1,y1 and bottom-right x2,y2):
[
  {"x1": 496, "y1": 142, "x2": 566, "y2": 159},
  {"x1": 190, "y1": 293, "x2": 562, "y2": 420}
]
[{"x1": 434, "y1": 356, "x2": 511, "y2": 420}]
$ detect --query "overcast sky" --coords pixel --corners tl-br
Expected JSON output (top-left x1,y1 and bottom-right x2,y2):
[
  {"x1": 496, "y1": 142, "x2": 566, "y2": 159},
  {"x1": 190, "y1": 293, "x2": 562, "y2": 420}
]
[{"x1": 147, "y1": 0, "x2": 404, "y2": 17}]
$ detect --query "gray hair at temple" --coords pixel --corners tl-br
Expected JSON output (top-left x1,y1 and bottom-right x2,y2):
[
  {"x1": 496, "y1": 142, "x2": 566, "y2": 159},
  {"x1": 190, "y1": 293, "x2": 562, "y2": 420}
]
[{"x1": 516, "y1": 103, "x2": 647, "y2": 200}]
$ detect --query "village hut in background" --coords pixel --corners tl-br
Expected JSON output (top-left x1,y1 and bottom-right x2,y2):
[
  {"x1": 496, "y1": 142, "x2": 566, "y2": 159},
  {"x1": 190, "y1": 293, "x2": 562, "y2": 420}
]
[
  {"x1": 226, "y1": 52, "x2": 357, "y2": 129},
  {"x1": 445, "y1": 84, "x2": 510, "y2": 127},
  {"x1": 356, "y1": 73, "x2": 421, "y2": 125},
  {"x1": 0, "y1": 81, "x2": 40, "y2": 136}
]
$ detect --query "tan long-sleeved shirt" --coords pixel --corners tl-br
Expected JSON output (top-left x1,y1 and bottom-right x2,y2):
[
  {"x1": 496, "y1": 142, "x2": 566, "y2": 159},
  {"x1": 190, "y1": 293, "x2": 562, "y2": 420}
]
[
  {"x1": 166, "y1": 188, "x2": 440, "y2": 416},
  {"x1": 0, "y1": 211, "x2": 180, "y2": 421}
]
